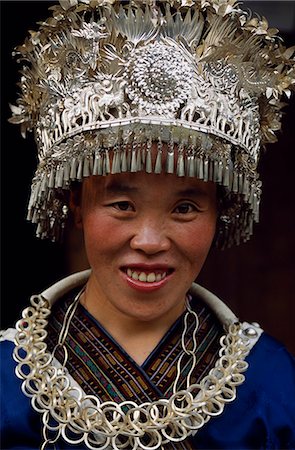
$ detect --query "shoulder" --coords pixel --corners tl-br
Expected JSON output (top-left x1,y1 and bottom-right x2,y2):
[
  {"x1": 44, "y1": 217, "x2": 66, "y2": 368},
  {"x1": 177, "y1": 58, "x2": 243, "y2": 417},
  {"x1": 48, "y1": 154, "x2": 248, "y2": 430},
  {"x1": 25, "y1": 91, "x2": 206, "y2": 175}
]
[
  {"x1": 249, "y1": 330, "x2": 294, "y2": 362},
  {"x1": 0, "y1": 329, "x2": 18, "y2": 381},
  {"x1": 0, "y1": 330, "x2": 41, "y2": 449},
  {"x1": 238, "y1": 333, "x2": 295, "y2": 447},
  {"x1": 0, "y1": 330, "x2": 20, "y2": 409},
  {"x1": 245, "y1": 331, "x2": 295, "y2": 397},
  {"x1": 195, "y1": 331, "x2": 295, "y2": 449},
  {"x1": 188, "y1": 284, "x2": 295, "y2": 448}
]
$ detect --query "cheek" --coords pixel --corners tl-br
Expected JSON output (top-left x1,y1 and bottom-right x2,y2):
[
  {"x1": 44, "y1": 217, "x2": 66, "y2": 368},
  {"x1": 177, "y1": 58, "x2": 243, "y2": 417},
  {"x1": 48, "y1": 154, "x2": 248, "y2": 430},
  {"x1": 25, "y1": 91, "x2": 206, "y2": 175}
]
[
  {"x1": 83, "y1": 213, "x2": 113, "y2": 250},
  {"x1": 82, "y1": 211, "x2": 129, "y2": 262},
  {"x1": 176, "y1": 216, "x2": 216, "y2": 264}
]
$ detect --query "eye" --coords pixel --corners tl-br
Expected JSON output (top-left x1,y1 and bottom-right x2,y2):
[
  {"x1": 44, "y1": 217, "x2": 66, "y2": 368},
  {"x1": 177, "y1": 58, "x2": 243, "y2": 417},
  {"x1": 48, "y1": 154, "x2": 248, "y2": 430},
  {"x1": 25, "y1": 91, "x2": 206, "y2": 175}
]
[
  {"x1": 111, "y1": 201, "x2": 134, "y2": 212},
  {"x1": 173, "y1": 203, "x2": 197, "y2": 214}
]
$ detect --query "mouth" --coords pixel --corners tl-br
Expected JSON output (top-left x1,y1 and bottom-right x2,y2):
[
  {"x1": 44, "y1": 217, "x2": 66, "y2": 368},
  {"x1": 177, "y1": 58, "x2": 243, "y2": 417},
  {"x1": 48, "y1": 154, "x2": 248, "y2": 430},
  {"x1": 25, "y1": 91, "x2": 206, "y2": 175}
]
[{"x1": 120, "y1": 266, "x2": 174, "y2": 291}]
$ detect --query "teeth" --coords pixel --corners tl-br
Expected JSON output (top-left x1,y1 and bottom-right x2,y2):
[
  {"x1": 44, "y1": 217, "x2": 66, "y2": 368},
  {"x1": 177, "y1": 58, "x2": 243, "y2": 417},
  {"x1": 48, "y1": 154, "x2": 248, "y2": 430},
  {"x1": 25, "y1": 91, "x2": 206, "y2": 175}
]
[
  {"x1": 139, "y1": 272, "x2": 147, "y2": 282},
  {"x1": 127, "y1": 269, "x2": 168, "y2": 283},
  {"x1": 131, "y1": 272, "x2": 139, "y2": 281},
  {"x1": 147, "y1": 273, "x2": 156, "y2": 283}
]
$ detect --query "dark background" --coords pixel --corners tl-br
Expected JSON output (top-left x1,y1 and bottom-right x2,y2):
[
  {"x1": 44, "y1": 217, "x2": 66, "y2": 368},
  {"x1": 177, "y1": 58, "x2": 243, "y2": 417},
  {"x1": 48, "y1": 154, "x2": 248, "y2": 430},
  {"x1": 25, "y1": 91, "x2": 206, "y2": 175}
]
[{"x1": 1, "y1": 1, "x2": 295, "y2": 354}]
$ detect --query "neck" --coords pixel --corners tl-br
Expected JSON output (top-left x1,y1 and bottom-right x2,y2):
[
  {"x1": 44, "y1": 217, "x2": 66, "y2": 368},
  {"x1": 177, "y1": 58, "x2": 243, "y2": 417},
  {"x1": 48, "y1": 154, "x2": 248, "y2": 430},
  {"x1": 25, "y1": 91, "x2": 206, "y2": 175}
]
[{"x1": 80, "y1": 274, "x2": 186, "y2": 365}]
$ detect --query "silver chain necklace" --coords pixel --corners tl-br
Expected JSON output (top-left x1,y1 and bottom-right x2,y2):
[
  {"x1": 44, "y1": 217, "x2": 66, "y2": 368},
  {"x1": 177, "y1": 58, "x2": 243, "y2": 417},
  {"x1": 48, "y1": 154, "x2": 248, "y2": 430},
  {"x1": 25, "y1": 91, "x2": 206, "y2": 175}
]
[{"x1": 14, "y1": 290, "x2": 250, "y2": 450}]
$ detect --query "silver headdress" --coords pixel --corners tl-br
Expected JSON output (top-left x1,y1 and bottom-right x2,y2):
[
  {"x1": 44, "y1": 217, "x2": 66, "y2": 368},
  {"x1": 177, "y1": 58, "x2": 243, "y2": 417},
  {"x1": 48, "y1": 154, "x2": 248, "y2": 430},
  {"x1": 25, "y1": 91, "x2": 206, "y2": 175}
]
[{"x1": 9, "y1": 0, "x2": 295, "y2": 247}]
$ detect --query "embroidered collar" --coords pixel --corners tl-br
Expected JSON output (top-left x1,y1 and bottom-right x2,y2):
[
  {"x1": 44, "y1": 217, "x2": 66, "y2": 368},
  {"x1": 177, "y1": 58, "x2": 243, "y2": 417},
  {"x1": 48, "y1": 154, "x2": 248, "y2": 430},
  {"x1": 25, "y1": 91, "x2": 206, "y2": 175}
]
[{"x1": 13, "y1": 271, "x2": 263, "y2": 449}]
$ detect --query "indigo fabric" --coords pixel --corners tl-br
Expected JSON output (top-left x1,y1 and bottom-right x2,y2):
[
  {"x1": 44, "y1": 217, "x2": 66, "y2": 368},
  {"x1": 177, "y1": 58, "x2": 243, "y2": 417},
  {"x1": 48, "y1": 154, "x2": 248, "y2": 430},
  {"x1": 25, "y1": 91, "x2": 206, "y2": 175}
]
[
  {"x1": 1, "y1": 332, "x2": 294, "y2": 450},
  {"x1": 194, "y1": 333, "x2": 295, "y2": 449}
]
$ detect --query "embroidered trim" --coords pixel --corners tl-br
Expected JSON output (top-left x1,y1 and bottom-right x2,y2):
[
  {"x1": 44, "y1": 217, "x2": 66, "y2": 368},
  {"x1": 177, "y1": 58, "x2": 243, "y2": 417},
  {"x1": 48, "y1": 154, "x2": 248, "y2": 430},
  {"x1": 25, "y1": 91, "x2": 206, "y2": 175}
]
[{"x1": 46, "y1": 295, "x2": 222, "y2": 403}]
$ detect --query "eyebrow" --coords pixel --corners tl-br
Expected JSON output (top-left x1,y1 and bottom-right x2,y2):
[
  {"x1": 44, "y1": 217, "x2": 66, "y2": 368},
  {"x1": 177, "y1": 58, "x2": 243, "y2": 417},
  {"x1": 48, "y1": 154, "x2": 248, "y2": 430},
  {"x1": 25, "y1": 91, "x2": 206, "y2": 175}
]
[
  {"x1": 174, "y1": 188, "x2": 210, "y2": 198},
  {"x1": 105, "y1": 181, "x2": 139, "y2": 195},
  {"x1": 105, "y1": 182, "x2": 209, "y2": 198}
]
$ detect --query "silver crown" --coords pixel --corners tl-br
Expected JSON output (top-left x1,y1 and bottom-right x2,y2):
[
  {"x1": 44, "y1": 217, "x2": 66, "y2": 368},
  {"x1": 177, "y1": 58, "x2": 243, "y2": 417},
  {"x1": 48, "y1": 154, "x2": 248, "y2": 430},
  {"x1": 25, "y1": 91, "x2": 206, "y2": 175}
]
[{"x1": 9, "y1": 0, "x2": 295, "y2": 247}]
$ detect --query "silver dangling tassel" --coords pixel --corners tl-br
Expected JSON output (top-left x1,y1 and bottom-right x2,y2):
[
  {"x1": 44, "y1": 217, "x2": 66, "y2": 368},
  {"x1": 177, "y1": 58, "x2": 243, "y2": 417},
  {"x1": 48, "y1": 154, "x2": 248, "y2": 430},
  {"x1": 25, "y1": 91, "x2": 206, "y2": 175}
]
[
  {"x1": 187, "y1": 155, "x2": 195, "y2": 177},
  {"x1": 203, "y1": 158, "x2": 209, "y2": 182},
  {"x1": 137, "y1": 144, "x2": 143, "y2": 171},
  {"x1": 216, "y1": 161, "x2": 223, "y2": 183},
  {"x1": 97, "y1": 152, "x2": 104, "y2": 176},
  {"x1": 27, "y1": 190, "x2": 36, "y2": 216},
  {"x1": 40, "y1": 174, "x2": 48, "y2": 193},
  {"x1": 31, "y1": 186, "x2": 38, "y2": 205},
  {"x1": 64, "y1": 163, "x2": 70, "y2": 183},
  {"x1": 54, "y1": 166, "x2": 59, "y2": 188},
  {"x1": 36, "y1": 222, "x2": 42, "y2": 238},
  {"x1": 141, "y1": 143, "x2": 146, "y2": 166},
  {"x1": 54, "y1": 166, "x2": 60, "y2": 188},
  {"x1": 104, "y1": 150, "x2": 111, "y2": 175},
  {"x1": 27, "y1": 207, "x2": 33, "y2": 221},
  {"x1": 94, "y1": 152, "x2": 103, "y2": 176},
  {"x1": 238, "y1": 173, "x2": 244, "y2": 194},
  {"x1": 215, "y1": 160, "x2": 221, "y2": 183},
  {"x1": 253, "y1": 192, "x2": 260, "y2": 222},
  {"x1": 166, "y1": 140, "x2": 175, "y2": 174},
  {"x1": 93, "y1": 152, "x2": 99, "y2": 175},
  {"x1": 176, "y1": 151, "x2": 185, "y2": 177},
  {"x1": 32, "y1": 209, "x2": 39, "y2": 224},
  {"x1": 49, "y1": 215, "x2": 55, "y2": 230},
  {"x1": 77, "y1": 159, "x2": 83, "y2": 180},
  {"x1": 36, "y1": 185, "x2": 43, "y2": 202},
  {"x1": 243, "y1": 177, "x2": 250, "y2": 198},
  {"x1": 57, "y1": 166, "x2": 64, "y2": 188},
  {"x1": 28, "y1": 183, "x2": 39, "y2": 209},
  {"x1": 83, "y1": 158, "x2": 90, "y2": 178},
  {"x1": 232, "y1": 172, "x2": 239, "y2": 193},
  {"x1": 48, "y1": 168, "x2": 55, "y2": 188},
  {"x1": 121, "y1": 147, "x2": 127, "y2": 172},
  {"x1": 154, "y1": 138, "x2": 163, "y2": 174},
  {"x1": 145, "y1": 139, "x2": 153, "y2": 174},
  {"x1": 70, "y1": 158, "x2": 77, "y2": 180},
  {"x1": 198, "y1": 156, "x2": 204, "y2": 180},
  {"x1": 111, "y1": 149, "x2": 121, "y2": 174},
  {"x1": 31, "y1": 182, "x2": 39, "y2": 202},
  {"x1": 131, "y1": 146, "x2": 138, "y2": 172},
  {"x1": 222, "y1": 164, "x2": 230, "y2": 187},
  {"x1": 195, "y1": 157, "x2": 200, "y2": 179}
]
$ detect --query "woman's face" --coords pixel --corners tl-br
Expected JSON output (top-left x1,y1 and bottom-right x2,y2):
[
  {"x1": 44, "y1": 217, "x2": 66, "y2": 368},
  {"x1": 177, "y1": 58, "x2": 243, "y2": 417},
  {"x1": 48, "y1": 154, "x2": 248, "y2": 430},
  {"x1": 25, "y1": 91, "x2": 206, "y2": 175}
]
[{"x1": 75, "y1": 170, "x2": 217, "y2": 323}]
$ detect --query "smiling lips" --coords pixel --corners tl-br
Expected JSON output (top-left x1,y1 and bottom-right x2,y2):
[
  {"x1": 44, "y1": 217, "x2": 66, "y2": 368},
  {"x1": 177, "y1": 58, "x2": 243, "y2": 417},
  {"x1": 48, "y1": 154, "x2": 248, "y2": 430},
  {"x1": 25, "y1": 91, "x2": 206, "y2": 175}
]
[{"x1": 121, "y1": 266, "x2": 173, "y2": 291}]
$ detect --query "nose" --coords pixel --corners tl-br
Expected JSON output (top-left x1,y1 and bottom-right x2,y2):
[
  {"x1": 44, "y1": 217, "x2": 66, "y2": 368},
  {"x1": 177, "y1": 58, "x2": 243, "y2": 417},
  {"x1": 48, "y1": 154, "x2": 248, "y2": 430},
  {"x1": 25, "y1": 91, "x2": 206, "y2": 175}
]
[{"x1": 130, "y1": 218, "x2": 171, "y2": 255}]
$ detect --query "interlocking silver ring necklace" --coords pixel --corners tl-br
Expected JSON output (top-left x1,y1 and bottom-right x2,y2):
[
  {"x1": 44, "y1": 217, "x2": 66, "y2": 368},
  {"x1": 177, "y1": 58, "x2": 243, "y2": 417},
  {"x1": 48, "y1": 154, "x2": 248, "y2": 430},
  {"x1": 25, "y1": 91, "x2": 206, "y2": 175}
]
[{"x1": 14, "y1": 289, "x2": 250, "y2": 450}]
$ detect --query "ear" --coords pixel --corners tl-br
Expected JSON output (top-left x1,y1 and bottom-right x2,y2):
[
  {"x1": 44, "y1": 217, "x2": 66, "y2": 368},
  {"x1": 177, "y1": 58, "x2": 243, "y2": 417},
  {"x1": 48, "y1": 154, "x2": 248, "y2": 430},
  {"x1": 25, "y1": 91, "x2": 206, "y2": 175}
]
[{"x1": 69, "y1": 188, "x2": 83, "y2": 229}]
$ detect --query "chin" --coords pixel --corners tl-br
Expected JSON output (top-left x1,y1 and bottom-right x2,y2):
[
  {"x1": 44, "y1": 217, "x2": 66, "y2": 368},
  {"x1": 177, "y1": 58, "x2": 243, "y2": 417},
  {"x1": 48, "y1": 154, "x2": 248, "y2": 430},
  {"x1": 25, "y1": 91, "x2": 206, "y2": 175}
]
[{"x1": 118, "y1": 296, "x2": 181, "y2": 324}]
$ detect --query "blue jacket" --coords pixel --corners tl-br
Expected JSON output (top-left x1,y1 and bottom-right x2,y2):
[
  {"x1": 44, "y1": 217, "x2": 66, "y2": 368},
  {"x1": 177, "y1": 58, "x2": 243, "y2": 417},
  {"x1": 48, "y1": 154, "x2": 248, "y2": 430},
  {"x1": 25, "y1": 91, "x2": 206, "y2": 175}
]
[{"x1": 1, "y1": 331, "x2": 295, "y2": 449}]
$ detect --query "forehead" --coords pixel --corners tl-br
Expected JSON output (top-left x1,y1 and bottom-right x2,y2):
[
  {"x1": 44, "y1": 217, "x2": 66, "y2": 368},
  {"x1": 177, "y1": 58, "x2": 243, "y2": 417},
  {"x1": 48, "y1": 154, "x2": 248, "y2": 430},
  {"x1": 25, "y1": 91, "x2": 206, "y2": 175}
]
[{"x1": 83, "y1": 171, "x2": 216, "y2": 198}]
